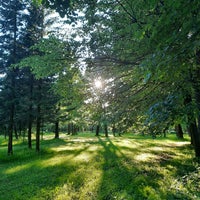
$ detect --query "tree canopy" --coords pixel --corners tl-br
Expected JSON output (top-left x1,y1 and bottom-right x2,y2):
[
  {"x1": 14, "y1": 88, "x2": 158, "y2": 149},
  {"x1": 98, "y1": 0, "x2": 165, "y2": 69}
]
[{"x1": 1, "y1": 0, "x2": 200, "y2": 157}]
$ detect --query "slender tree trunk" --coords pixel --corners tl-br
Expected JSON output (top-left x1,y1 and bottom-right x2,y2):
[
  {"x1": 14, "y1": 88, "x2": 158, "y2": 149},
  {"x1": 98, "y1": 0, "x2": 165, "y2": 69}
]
[
  {"x1": 36, "y1": 80, "x2": 41, "y2": 152},
  {"x1": 14, "y1": 124, "x2": 18, "y2": 140},
  {"x1": 28, "y1": 74, "x2": 33, "y2": 149},
  {"x1": 28, "y1": 114, "x2": 32, "y2": 149},
  {"x1": 67, "y1": 123, "x2": 71, "y2": 135},
  {"x1": 175, "y1": 124, "x2": 184, "y2": 139},
  {"x1": 104, "y1": 123, "x2": 108, "y2": 137},
  {"x1": 36, "y1": 104, "x2": 41, "y2": 152},
  {"x1": 8, "y1": 69, "x2": 17, "y2": 155},
  {"x1": 18, "y1": 121, "x2": 22, "y2": 137},
  {"x1": 8, "y1": 103, "x2": 14, "y2": 155},
  {"x1": 55, "y1": 121, "x2": 59, "y2": 139},
  {"x1": 8, "y1": 5, "x2": 18, "y2": 155},
  {"x1": 4, "y1": 126, "x2": 7, "y2": 139}
]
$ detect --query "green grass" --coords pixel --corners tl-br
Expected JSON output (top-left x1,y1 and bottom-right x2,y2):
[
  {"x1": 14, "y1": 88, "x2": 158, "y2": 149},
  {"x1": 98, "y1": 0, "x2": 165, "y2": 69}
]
[{"x1": 0, "y1": 133, "x2": 199, "y2": 200}]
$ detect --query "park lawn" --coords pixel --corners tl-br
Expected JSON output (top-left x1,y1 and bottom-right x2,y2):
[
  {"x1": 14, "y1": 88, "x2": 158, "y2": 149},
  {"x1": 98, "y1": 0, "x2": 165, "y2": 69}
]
[{"x1": 0, "y1": 133, "x2": 199, "y2": 200}]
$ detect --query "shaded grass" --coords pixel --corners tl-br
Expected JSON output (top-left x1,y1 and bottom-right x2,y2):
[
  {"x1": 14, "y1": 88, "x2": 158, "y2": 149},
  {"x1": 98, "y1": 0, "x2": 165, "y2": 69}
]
[{"x1": 0, "y1": 133, "x2": 199, "y2": 200}]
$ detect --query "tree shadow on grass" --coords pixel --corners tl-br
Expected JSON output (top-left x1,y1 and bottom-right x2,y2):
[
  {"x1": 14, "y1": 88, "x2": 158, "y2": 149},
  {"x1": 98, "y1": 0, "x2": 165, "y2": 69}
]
[
  {"x1": 0, "y1": 138, "x2": 95, "y2": 200},
  {"x1": 0, "y1": 136, "x2": 199, "y2": 200},
  {"x1": 95, "y1": 137, "x2": 197, "y2": 200},
  {"x1": 95, "y1": 137, "x2": 162, "y2": 200}
]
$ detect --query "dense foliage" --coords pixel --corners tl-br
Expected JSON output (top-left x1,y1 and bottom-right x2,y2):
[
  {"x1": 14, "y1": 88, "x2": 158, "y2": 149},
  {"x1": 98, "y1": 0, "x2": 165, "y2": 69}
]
[{"x1": 0, "y1": 0, "x2": 200, "y2": 158}]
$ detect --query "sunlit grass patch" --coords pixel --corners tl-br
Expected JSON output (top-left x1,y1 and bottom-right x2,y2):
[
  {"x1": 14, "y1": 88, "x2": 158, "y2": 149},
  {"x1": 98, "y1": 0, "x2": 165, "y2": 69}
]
[
  {"x1": 135, "y1": 152, "x2": 158, "y2": 161},
  {"x1": 0, "y1": 134, "x2": 199, "y2": 200}
]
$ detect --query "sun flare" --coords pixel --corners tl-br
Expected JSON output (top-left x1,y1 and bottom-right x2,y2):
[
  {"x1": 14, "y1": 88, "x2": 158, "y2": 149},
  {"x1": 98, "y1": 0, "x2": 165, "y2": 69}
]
[{"x1": 94, "y1": 79, "x2": 102, "y2": 88}]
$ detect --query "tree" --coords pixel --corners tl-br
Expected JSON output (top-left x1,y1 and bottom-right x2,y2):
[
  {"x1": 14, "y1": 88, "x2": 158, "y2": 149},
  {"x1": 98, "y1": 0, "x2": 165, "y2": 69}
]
[
  {"x1": 17, "y1": 36, "x2": 84, "y2": 138},
  {"x1": 0, "y1": 0, "x2": 34, "y2": 155},
  {"x1": 31, "y1": 0, "x2": 200, "y2": 157}
]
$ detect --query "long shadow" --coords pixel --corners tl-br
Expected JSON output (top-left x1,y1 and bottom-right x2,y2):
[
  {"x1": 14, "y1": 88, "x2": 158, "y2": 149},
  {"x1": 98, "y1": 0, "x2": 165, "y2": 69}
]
[
  {"x1": 0, "y1": 136, "x2": 198, "y2": 200},
  {"x1": 0, "y1": 137, "x2": 95, "y2": 200},
  {"x1": 95, "y1": 137, "x2": 195, "y2": 200}
]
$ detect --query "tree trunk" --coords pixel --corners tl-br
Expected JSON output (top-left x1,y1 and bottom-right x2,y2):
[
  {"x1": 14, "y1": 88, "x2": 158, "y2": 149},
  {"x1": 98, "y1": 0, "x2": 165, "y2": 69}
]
[
  {"x1": 8, "y1": 105, "x2": 14, "y2": 155},
  {"x1": 193, "y1": 86, "x2": 200, "y2": 157},
  {"x1": 28, "y1": 115, "x2": 32, "y2": 149},
  {"x1": 189, "y1": 120, "x2": 200, "y2": 157},
  {"x1": 112, "y1": 125, "x2": 116, "y2": 137},
  {"x1": 55, "y1": 121, "x2": 59, "y2": 139},
  {"x1": 18, "y1": 121, "x2": 22, "y2": 137},
  {"x1": 67, "y1": 123, "x2": 71, "y2": 135},
  {"x1": 14, "y1": 124, "x2": 18, "y2": 140},
  {"x1": 184, "y1": 92, "x2": 200, "y2": 157},
  {"x1": 4, "y1": 126, "x2": 7, "y2": 139},
  {"x1": 96, "y1": 123, "x2": 100, "y2": 136},
  {"x1": 192, "y1": 52, "x2": 200, "y2": 157},
  {"x1": 36, "y1": 104, "x2": 41, "y2": 152},
  {"x1": 7, "y1": 5, "x2": 18, "y2": 155},
  {"x1": 8, "y1": 70, "x2": 16, "y2": 155},
  {"x1": 36, "y1": 107, "x2": 40, "y2": 151},
  {"x1": 36, "y1": 80, "x2": 42, "y2": 152},
  {"x1": 175, "y1": 124, "x2": 184, "y2": 139},
  {"x1": 104, "y1": 123, "x2": 108, "y2": 137},
  {"x1": 28, "y1": 74, "x2": 33, "y2": 149}
]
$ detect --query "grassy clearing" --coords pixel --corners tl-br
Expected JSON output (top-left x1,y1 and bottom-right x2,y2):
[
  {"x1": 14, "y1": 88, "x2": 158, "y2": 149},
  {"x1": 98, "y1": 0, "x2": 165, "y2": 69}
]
[{"x1": 0, "y1": 133, "x2": 199, "y2": 200}]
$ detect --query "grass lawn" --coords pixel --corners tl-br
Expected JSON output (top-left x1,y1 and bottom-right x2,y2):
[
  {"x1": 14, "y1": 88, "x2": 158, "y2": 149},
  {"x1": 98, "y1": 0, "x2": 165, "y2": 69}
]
[{"x1": 0, "y1": 133, "x2": 199, "y2": 200}]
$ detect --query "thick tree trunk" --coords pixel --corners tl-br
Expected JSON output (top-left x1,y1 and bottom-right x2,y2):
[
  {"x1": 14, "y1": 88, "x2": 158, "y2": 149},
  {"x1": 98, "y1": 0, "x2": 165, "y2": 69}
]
[
  {"x1": 71, "y1": 123, "x2": 78, "y2": 135},
  {"x1": 187, "y1": 101, "x2": 200, "y2": 157},
  {"x1": 112, "y1": 125, "x2": 116, "y2": 137},
  {"x1": 96, "y1": 123, "x2": 100, "y2": 136},
  {"x1": 190, "y1": 120, "x2": 200, "y2": 157},
  {"x1": 175, "y1": 124, "x2": 184, "y2": 139},
  {"x1": 192, "y1": 52, "x2": 200, "y2": 157},
  {"x1": 193, "y1": 86, "x2": 200, "y2": 157}
]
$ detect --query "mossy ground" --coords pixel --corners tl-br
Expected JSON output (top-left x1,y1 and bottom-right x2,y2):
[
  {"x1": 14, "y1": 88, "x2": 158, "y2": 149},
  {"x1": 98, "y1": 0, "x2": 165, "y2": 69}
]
[{"x1": 0, "y1": 133, "x2": 199, "y2": 200}]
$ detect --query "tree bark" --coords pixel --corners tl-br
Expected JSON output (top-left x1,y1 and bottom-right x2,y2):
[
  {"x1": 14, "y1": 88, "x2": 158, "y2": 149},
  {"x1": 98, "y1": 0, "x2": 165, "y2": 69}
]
[
  {"x1": 55, "y1": 121, "x2": 59, "y2": 139},
  {"x1": 14, "y1": 124, "x2": 18, "y2": 140},
  {"x1": 112, "y1": 125, "x2": 116, "y2": 137},
  {"x1": 175, "y1": 124, "x2": 184, "y2": 139},
  {"x1": 36, "y1": 104, "x2": 41, "y2": 152},
  {"x1": 67, "y1": 123, "x2": 71, "y2": 135},
  {"x1": 36, "y1": 80, "x2": 42, "y2": 152},
  {"x1": 28, "y1": 74, "x2": 33, "y2": 149},
  {"x1": 8, "y1": 5, "x2": 18, "y2": 155},
  {"x1": 192, "y1": 51, "x2": 200, "y2": 157},
  {"x1": 96, "y1": 123, "x2": 100, "y2": 136},
  {"x1": 190, "y1": 120, "x2": 200, "y2": 157},
  {"x1": 190, "y1": 50, "x2": 200, "y2": 158},
  {"x1": 193, "y1": 85, "x2": 200, "y2": 157},
  {"x1": 104, "y1": 123, "x2": 108, "y2": 137},
  {"x1": 28, "y1": 113, "x2": 33, "y2": 149},
  {"x1": 8, "y1": 103, "x2": 14, "y2": 155}
]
